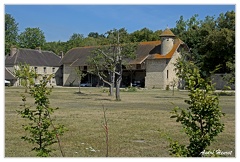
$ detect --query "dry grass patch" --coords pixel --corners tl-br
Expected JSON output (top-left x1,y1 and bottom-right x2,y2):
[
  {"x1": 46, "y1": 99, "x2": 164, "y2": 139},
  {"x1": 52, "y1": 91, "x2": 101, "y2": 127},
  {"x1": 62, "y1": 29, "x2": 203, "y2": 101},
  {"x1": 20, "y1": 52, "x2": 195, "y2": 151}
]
[{"x1": 5, "y1": 87, "x2": 235, "y2": 157}]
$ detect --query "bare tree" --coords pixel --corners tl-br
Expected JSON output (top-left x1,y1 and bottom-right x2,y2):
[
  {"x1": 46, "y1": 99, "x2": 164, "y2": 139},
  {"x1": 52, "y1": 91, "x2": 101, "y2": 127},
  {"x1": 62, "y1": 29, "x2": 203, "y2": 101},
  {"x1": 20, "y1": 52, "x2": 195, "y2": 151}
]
[
  {"x1": 74, "y1": 67, "x2": 87, "y2": 93},
  {"x1": 88, "y1": 28, "x2": 137, "y2": 100}
]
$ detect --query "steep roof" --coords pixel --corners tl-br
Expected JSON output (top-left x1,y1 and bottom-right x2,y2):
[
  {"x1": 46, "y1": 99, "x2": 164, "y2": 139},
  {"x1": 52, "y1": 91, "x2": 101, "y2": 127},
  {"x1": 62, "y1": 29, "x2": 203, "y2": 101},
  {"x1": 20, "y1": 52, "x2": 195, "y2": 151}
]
[
  {"x1": 160, "y1": 28, "x2": 175, "y2": 37},
  {"x1": 5, "y1": 68, "x2": 16, "y2": 80},
  {"x1": 5, "y1": 48, "x2": 61, "y2": 67},
  {"x1": 60, "y1": 46, "x2": 95, "y2": 66},
  {"x1": 60, "y1": 39, "x2": 187, "y2": 67},
  {"x1": 128, "y1": 41, "x2": 160, "y2": 64},
  {"x1": 147, "y1": 38, "x2": 184, "y2": 59}
]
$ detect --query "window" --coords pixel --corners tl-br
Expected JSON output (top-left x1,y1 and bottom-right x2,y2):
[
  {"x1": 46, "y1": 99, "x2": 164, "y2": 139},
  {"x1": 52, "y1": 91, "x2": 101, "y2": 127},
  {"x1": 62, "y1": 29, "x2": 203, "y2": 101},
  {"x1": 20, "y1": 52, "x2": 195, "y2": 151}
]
[
  {"x1": 34, "y1": 67, "x2": 38, "y2": 73},
  {"x1": 52, "y1": 67, "x2": 55, "y2": 73},
  {"x1": 84, "y1": 66, "x2": 87, "y2": 71},
  {"x1": 136, "y1": 64, "x2": 141, "y2": 70},
  {"x1": 44, "y1": 67, "x2": 46, "y2": 73},
  {"x1": 167, "y1": 70, "x2": 169, "y2": 79},
  {"x1": 52, "y1": 77, "x2": 55, "y2": 83}
]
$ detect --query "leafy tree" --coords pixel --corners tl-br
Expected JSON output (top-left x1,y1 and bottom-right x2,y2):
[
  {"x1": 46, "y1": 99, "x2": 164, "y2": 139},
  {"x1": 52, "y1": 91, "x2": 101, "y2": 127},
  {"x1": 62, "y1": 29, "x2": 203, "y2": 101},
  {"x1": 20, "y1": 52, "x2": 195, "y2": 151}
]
[
  {"x1": 17, "y1": 75, "x2": 66, "y2": 157},
  {"x1": 223, "y1": 58, "x2": 235, "y2": 86},
  {"x1": 129, "y1": 27, "x2": 159, "y2": 42},
  {"x1": 14, "y1": 63, "x2": 37, "y2": 93},
  {"x1": 43, "y1": 41, "x2": 68, "y2": 55},
  {"x1": 172, "y1": 11, "x2": 235, "y2": 79},
  {"x1": 88, "y1": 32, "x2": 106, "y2": 39},
  {"x1": 66, "y1": 33, "x2": 85, "y2": 49},
  {"x1": 5, "y1": 13, "x2": 19, "y2": 55},
  {"x1": 18, "y1": 27, "x2": 46, "y2": 49},
  {"x1": 83, "y1": 37, "x2": 99, "y2": 46},
  {"x1": 168, "y1": 54, "x2": 225, "y2": 157}
]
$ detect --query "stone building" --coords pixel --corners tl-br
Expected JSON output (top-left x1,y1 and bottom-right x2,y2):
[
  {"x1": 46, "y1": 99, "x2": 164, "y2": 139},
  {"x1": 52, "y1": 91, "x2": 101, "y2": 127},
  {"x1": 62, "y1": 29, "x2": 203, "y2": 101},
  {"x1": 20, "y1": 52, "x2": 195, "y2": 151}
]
[
  {"x1": 5, "y1": 47, "x2": 63, "y2": 86},
  {"x1": 60, "y1": 28, "x2": 189, "y2": 89}
]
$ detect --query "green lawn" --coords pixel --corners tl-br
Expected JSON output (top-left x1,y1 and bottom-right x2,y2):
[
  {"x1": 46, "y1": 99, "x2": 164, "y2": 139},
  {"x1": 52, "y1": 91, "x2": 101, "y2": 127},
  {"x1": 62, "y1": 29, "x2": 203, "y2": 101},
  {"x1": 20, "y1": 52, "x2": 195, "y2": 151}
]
[{"x1": 5, "y1": 86, "x2": 235, "y2": 157}]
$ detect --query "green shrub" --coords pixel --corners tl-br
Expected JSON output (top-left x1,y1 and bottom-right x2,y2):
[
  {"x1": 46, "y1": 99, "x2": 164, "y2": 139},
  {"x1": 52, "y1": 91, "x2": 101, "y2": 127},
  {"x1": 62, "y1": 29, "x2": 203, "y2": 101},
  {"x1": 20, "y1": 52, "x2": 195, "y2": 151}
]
[
  {"x1": 169, "y1": 56, "x2": 225, "y2": 157},
  {"x1": 17, "y1": 75, "x2": 67, "y2": 157}
]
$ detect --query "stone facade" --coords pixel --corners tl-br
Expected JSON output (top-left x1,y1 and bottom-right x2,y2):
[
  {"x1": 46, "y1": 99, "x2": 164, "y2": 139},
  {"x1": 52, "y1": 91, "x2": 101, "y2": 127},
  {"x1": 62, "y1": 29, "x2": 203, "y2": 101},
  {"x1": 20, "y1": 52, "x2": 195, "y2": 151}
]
[
  {"x1": 10, "y1": 65, "x2": 61, "y2": 87},
  {"x1": 5, "y1": 47, "x2": 62, "y2": 87},
  {"x1": 145, "y1": 50, "x2": 180, "y2": 89},
  {"x1": 63, "y1": 64, "x2": 79, "y2": 86},
  {"x1": 60, "y1": 28, "x2": 188, "y2": 89}
]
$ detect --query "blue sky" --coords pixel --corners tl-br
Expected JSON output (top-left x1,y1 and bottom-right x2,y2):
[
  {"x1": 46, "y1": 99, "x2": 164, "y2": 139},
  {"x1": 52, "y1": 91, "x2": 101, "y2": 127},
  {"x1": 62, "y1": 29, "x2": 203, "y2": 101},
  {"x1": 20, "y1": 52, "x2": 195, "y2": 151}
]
[{"x1": 4, "y1": 5, "x2": 235, "y2": 42}]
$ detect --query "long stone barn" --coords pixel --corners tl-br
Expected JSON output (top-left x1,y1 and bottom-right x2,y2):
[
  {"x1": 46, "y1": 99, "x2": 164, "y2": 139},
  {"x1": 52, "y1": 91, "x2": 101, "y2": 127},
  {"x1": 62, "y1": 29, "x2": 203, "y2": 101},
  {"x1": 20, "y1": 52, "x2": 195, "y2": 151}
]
[{"x1": 60, "y1": 28, "x2": 189, "y2": 89}]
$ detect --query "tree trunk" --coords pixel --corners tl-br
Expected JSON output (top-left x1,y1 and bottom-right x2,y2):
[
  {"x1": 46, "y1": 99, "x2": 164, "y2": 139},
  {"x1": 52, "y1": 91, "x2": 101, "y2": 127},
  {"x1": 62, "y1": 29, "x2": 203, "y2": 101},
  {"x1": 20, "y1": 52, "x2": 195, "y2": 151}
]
[
  {"x1": 109, "y1": 82, "x2": 114, "y2": 96},
  {"x1": 115, "y1": 62, "x2": 122, "y2": 101},
  {"x1": 109, "y1": 70, "x2": 115, "y2": 96},
  {"x1": 115, "y1": 76, "x2": 121, "y2": 101}
]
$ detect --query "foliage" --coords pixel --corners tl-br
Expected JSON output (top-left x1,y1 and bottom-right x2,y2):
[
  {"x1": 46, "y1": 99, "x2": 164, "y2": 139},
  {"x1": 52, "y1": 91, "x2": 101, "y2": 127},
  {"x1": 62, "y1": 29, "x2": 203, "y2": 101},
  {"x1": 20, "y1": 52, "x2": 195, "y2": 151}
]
[
  {"x1": 171, "y1": 11, "x2": 235, "y2": 77},
  {"x1": 67, "y1": 33, "x2": 85, "y2": 49},
  {"x1": 223, "y1": 59, "x2": 235, "y2": 86},
  {"x1": 18, "y1": 27, "x2": 46, "y2": 49},
  {"x1": 43, "y1": 41, "x2": 68, "y2": 55},
  {"x1": 14, "y1": 63, "x2": 37, "y2": 93},
  {"x1": 129, "y1": 27, "x2": 160, "y2": 42},
  {"x1": 5, "y1": 13, "x2": 19, "y2": 55},
  {"x1": 169, "y1": 56, "x2": 225, "y2": 157},
  {"x1": 17, "y1": 75, "x2": 67, "y2": 157}
]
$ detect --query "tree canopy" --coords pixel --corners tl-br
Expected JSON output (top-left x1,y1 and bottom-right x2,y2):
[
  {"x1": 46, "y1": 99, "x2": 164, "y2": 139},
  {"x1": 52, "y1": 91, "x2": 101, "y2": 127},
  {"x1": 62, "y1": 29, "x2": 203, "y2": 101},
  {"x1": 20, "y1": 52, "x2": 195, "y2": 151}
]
[
  {"x1": 5, "y1": 13, "x2": 19, "y2": 55},
  {"x1": 18, "y1": 27, "x2": 46, "y2": 49},
  {"x1": 171, "y1": 11, "x2": 235, "y2": 76},
  {"x1": 5, "y1": 11, "x2": 235, "y2": 78}
]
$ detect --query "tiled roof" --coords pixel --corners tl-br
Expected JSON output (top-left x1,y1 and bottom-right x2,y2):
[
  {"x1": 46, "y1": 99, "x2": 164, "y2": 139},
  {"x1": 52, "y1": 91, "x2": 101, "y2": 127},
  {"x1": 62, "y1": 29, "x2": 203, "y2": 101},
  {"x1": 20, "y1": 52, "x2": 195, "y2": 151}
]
[
  {"x1": 128, "y1": 41, "x2": 160, "y2": 64},
  {"x1": 147, "y1": 38, "x2": 183, "y2": 59},
  {"x1": 160, "y1": 28, "x2": 175, "y2": 37},
  {"x1": 60, "y1": 39, "x2": 186, "y2": 66},
  {"x1": 60, "y1": 46, "x2": 95, "y2": 66},
  {"x1": 5, "y1": 48, "x2": 61, "y2": 67}
]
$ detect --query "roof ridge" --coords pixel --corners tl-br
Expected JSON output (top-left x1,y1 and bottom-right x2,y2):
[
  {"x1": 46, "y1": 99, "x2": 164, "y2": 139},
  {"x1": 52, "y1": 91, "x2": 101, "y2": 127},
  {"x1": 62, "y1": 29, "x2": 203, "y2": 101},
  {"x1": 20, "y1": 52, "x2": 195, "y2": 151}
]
[
  {"x1": 139, "y1": 41, "x2": 160, "y2": 45},
  {"x1": 18, "y1": 48, "x2": 56, "y2": 53}
]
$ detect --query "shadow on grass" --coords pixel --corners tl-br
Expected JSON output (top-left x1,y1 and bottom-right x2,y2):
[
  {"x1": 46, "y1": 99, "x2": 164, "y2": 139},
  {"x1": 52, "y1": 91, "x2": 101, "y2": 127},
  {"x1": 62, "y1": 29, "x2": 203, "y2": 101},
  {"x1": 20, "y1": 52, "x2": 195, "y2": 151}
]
[
  {"x1": 155, "y1": 96, "x2": 184, "y2": 99},
  {"x1": 95, "y1": 98, "x2": 113, "y2": 101},
  {"x1": 74, "y1": 92, "x2": 102, "y2": 96}
]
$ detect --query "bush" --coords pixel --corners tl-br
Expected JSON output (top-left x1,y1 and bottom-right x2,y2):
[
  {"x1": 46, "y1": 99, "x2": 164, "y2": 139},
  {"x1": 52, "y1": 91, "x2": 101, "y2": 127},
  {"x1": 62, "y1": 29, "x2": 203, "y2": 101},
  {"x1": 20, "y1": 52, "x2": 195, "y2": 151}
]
[{"x1": 169, "y1": 57, "x2": 225, "y2": 157}]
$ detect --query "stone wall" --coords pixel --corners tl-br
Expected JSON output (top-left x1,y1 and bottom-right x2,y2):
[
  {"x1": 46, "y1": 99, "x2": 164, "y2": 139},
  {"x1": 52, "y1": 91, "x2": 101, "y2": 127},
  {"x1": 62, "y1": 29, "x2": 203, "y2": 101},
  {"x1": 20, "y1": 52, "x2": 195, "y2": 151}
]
[
  {"x1": 211, "y1": 74, "x2": 235, "y2": 90},
  {"x1": 145, "y1": 59, "x2": 166, "y2": 89},
  {"x1": 165, "y1": 51, "x2": 180, "y2": 88},
  {"x1": 145, "y1": 51, "x2": 180, "y2": 89},
  {"x1": 63, "y1": 64, "x2": 79, "y2": 86},
  {"x1": 9, "y1": 65, "x2": 60, "y2": 86}
]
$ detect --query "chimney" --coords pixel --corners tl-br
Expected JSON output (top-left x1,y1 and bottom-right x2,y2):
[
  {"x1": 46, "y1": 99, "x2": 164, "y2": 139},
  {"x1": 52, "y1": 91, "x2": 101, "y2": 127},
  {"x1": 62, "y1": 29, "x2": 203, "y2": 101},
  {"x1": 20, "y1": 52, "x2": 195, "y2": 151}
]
[
  {"x1": 10, "y1": 47, "x2": 17, "y2": 57},
  {"x1": 36, "y1": 47, "x2": 41, "y2": 53},
  {"x1": 60, "y1": 51, "x2": 64, "y2": 58}
]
